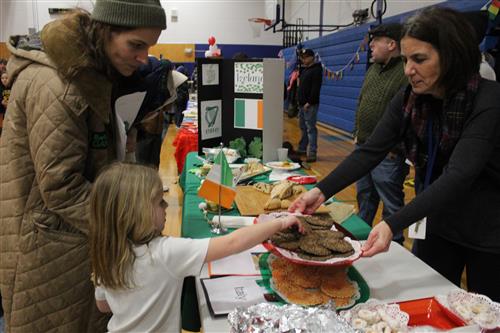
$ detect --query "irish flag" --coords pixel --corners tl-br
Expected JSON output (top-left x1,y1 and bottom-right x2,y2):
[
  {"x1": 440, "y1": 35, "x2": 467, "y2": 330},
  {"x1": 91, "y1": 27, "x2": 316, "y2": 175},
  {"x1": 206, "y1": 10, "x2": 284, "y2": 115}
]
[
  {"x1": 198, "y1": 151, "x2": 236, "y2": 209},
  {"x1": 234, "y1": 99, "x2": 263, "y2": 130}
]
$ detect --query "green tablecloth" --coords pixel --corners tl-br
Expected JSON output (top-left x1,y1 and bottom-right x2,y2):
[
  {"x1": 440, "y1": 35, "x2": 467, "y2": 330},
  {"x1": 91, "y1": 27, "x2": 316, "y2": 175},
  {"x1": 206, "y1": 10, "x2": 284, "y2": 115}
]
[
  {"x1": 180, "y1": 151, "x2": 371, "y2": 239},
  {"x1": 179, "y1": 152, "x2": 372, "y2": 331}
]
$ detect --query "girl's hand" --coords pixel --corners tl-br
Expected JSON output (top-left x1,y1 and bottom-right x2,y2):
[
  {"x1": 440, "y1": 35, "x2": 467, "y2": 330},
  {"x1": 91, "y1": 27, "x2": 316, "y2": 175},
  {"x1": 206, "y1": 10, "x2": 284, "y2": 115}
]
[
  {"x1": 278, "y1": 215, "x2": 304, "y2": 233},
  {"x1": 288, "y1": 187, "x2": 325, "y2": 215},
  {"x1": 362, "y1": 221, "x2": 393, "y2": 257}
]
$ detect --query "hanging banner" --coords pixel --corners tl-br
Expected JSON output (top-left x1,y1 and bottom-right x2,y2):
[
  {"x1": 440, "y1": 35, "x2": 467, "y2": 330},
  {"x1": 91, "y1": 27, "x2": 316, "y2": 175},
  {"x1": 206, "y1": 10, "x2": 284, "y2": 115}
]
[
  {"x1": 234, "y1": 62, "x2": 264, "y2": 93},
  {"x1": 200, "y1": 100, "x2": 222, "y2": 140}
]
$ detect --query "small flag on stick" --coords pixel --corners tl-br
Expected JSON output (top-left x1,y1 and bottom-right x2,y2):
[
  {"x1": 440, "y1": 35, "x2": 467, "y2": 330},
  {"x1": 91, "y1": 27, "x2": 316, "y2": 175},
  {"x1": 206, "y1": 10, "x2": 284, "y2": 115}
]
[{"x1": 198, "y1": 151, "x2": 236, "y2": 209}]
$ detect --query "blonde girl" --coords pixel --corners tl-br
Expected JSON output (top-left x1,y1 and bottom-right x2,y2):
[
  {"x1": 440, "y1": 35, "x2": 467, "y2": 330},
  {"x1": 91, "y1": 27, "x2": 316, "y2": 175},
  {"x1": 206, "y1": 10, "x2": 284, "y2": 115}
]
[{"x1": 90, "y1": 162, "x2": 302, "y2": 332}]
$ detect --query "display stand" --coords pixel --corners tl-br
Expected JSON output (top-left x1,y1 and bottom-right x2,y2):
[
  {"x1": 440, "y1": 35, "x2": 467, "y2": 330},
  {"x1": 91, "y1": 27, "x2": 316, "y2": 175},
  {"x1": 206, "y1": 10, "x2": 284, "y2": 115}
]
[{"x1": 197, "y1": 58, "x2": 284, "y2": 162}]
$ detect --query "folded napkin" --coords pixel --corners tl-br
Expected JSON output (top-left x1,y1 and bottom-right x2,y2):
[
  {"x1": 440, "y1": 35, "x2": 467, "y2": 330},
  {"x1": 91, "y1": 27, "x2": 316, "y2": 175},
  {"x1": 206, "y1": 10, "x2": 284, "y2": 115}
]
[
  {"x1": 211, "y1": 216, "x2": 255, "y2": 228},
  {"x1": 326, "y1": 201, "x2": 356, "y2": 224}
]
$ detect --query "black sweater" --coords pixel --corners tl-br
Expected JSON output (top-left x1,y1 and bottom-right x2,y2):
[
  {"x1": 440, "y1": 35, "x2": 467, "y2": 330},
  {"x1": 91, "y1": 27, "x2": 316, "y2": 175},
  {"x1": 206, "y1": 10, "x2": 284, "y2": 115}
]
[
  {"x1": 297, "y1": 62, "x2": 323, "y2": 106},
  {"x1": 317, "y1": 79, "x2": 500, "y2": 253}
]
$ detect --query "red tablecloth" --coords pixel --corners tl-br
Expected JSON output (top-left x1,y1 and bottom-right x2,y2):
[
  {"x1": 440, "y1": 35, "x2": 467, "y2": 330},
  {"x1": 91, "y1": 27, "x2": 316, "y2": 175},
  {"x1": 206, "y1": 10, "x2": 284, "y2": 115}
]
[{"x1": 173, "y1": 128, "x2": 198, "y2": 173}]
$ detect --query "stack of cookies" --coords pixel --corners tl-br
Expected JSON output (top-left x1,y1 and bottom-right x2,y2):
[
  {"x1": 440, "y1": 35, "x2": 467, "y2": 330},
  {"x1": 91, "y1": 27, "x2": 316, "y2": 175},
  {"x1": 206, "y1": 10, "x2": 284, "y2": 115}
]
[
  {"x1": 269, "y1": 215, "x2": 354, "y2": 261},
  {"x1": 270, "y1": 255, "x2": 359, "y2": 308}
]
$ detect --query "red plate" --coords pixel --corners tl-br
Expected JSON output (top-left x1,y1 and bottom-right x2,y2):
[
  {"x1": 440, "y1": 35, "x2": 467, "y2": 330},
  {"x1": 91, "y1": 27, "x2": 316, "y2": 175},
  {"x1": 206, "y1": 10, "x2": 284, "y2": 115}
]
[
  {"x1": 286, "y1": 175, "x2": 317, "y2": 184},
  {"x1": 398, "y1": 297, "x2": 466, "y2": 329}
]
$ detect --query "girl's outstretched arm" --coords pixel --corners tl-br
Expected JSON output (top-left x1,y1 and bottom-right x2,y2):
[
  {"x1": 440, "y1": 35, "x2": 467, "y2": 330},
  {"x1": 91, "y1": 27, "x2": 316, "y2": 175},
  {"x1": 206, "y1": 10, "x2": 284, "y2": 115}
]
[{"x1": 205, "y1": 215, "x2": 303, "y2": 263}]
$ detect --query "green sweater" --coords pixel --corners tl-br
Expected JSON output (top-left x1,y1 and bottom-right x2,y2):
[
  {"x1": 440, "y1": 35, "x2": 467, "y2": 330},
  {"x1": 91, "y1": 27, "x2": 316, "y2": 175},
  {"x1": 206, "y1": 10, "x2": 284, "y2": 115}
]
[{"x1": 354, "y1": 57, "x2": 407, "y2": 144}]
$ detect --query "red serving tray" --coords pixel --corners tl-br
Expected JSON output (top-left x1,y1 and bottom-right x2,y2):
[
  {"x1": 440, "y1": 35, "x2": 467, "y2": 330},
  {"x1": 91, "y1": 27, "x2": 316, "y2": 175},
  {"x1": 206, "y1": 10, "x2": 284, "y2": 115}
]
[{"x1": 398, "y1": 297, "x2": 466, "y2": 330}]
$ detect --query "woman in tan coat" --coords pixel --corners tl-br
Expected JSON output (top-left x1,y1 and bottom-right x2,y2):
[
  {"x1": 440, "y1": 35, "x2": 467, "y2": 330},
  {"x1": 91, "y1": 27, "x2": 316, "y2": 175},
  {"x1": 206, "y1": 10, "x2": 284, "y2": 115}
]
[{"x1": 0, "y1": 1, "x2": 166, "y2": 331}]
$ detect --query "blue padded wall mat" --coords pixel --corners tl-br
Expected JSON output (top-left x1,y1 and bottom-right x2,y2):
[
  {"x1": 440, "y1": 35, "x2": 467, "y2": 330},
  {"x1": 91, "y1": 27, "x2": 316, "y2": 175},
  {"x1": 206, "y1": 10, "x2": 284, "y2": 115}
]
[{"x1": 282, "y1": 0, "x2": 488, "y2": 133}]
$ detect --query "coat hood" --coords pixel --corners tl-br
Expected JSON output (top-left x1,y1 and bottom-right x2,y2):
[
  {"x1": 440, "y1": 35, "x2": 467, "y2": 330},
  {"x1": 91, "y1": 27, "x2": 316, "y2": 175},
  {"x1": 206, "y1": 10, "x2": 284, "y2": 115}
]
[{"x1": 6, "y1": 14, "x2": 112, "y2": 122}]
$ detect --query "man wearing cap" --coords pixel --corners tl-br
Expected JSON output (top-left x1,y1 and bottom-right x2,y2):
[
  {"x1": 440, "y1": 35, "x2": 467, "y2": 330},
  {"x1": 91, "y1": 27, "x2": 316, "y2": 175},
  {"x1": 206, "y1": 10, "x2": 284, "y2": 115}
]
[
  {"x1": 297, "y1": 48, "x2": 323, "y2": 162},
  {"x1": 354, "y1": 23, "x2": 409, "y2": 244},
  {"x1": 0, "y1": 0, "x2": 166, "y2": 332}
]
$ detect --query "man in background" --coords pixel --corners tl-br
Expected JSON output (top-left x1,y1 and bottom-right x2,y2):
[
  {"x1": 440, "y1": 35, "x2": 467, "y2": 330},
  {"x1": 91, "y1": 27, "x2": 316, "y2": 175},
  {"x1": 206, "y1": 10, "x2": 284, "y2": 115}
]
[
  {"x1": 354, "y1": 23, "x2": 409, "y2": 244},
  {"x1": 297, "y1": 48, "x2": 323, "y2": 162}
]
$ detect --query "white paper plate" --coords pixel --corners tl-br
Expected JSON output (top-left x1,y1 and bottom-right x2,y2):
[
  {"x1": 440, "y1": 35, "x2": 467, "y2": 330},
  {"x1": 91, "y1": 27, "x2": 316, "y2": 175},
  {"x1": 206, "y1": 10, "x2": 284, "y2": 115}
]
[{"x1": 265, "y1": 161, "x2": 301, "y2": 171}]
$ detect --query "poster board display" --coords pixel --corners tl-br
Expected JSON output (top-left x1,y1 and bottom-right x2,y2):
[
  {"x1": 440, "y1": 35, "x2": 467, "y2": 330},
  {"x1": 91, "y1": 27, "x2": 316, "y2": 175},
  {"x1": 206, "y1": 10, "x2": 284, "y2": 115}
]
[{"x1": 197, "y1": 58, "x2": 284, "y2": 162}]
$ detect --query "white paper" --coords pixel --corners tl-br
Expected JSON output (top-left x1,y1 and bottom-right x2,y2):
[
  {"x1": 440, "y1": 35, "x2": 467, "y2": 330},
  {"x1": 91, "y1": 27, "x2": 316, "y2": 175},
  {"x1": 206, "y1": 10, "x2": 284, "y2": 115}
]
[
  {"x1": 115, "y1": 112, "x2": 127, "y2": 161},
  {"x1": 409, "y1": 217, "x2": 427, "y2": 239},
  {"x1": 208, "y1": 245, "x2": 266, "y2": 276},
  {"x1": 202, "y1": 276, "x2": 266, "y2": 315},
  {"x1": 200, "y1": 100, "x2": 222, "y2": 140},
  {"x1": 211, "y1": 216, "x2": 254, "y2": 228},
  {"x1": 114, "y1": 92, "x2": 147, "y2": 161},
  {"x1": 114, "y1": 91, "x2": 146, "y2": 131},
  {"x1": 268, "y1": 170, "x2": 300, "y2": 182},
  {"x1": 234, "y1": 62, "x2": 263, "y2": 93},
  {"x1": 202, "y1": 63, "x2": 219, "y2": 85}
]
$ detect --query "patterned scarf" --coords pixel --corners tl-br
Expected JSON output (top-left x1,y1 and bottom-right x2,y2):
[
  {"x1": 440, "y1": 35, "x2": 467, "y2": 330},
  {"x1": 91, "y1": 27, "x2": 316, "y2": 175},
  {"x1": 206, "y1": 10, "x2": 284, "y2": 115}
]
[{"x1": 402, "y1": 74, "x2": 481, "y2": 168}]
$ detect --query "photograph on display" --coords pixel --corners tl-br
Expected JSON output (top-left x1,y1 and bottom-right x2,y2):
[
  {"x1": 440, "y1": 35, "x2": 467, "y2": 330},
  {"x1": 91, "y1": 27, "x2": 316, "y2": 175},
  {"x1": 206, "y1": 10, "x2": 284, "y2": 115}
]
[
  {"x1": 234, "y1": 62, "x2": 263, "y2": 94},
  {"x1": 200, "y1": 100, "x2": 222, "y2": 140},
  {"x1": 202, "y1": 63, "x2": 219, "y2": 85},
  {"x1": 234, "y1": 98, "x2": 263, "y2": 130}
]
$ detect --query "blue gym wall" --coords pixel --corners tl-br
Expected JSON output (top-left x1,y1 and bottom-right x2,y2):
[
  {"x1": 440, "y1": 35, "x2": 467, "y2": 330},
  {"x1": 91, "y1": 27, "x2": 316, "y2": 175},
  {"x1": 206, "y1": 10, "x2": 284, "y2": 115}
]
[
  {"x1": 283, "y1": 0, "x2": 489, "y2": 133},
  {"x1": 175, "y1": 44, "x2": 282, "y2": 77}
]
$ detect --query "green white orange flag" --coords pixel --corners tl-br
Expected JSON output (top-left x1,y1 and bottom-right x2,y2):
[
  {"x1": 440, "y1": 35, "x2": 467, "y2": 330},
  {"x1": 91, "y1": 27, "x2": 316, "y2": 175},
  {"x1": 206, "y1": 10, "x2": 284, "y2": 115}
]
[
  {"x1": 234, "y1": 99, "x2": 263, "y2": 130},
  {"x1": 198, "y1": 151, "x2": 236, "y2": 209}
]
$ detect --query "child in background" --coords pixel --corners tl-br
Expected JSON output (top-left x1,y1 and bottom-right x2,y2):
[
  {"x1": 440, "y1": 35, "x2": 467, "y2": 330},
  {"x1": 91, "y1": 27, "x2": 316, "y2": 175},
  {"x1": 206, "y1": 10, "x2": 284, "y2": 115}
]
[
  {"x1": 0, "y1": 71, "x2": 10, "y2": 135},
  {"x1": 90, "y1": 163, "x2": 303, "y2": 333}
]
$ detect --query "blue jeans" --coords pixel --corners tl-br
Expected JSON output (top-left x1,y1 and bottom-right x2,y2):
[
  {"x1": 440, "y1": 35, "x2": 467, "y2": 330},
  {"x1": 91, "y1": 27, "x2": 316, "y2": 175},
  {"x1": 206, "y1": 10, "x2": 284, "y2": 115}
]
[
  {"x1": 298, "y1": 104, "x2": 318, "y2": 153},
  {"x1": 356, "y1": 148, "x2": 409, "y2": 244}
]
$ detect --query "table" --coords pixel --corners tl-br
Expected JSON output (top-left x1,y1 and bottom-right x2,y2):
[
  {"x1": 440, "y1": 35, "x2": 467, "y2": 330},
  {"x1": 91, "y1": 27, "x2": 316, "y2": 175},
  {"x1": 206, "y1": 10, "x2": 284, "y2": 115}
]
[
  {"x1": 179, "y1": 151, "x2": 372, "y2": 331},
  {"x1": 173, "y1": 128, "x2": 198, "y2": 174},
  {"x1": 179, "y1": 152, "x2": 372, "y2": 239},
  {"x1": 195, "y1": 242, "x2": 463, "y2": 332}
]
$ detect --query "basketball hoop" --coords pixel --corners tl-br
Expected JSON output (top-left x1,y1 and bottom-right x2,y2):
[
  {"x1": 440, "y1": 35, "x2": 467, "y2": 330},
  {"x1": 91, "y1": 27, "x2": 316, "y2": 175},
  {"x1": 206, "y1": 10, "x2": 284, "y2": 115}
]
[{"x1": 248, "y1": 18, "x2": 272, "y2": 38}]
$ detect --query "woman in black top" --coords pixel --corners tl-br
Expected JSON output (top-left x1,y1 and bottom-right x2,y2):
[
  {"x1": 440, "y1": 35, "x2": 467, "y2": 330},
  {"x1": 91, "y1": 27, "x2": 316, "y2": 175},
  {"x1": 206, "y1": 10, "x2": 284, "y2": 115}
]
[{"x1": 290, "y1": 7, "x2": 500, "y2": 301}]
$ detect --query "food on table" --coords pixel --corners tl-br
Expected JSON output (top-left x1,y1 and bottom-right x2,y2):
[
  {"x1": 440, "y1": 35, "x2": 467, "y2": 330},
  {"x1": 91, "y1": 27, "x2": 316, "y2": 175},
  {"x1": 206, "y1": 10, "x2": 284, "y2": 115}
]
[
  {"x1": 264, "y1": 198, "x2": 281, "y2": 210},
  {"x1": 200, "y1": 163, "x2": 212, "y2": 177},
  {"x1": 280, "y1": 199, "x2": 291, "y2": 209},
  {"x1": 269, "y1": 256, "x2": 359, "y2": 308},
  {"x1": 250, "y1": 180, "x2": 310, "y2": 211},
  {"x1": 270, "y1": 180, "x2": 294, "y2": 200},
  {"x1": 253, "y1": 182, "x2": 272, "y2": 194},
  {"x1": 445, "y1": 290, "x2": 500, "y2": 328},
  {"x1": 268, "y1": 215, "x2": 354, "y2": 261},
  {"x1": 292, "y1": 184, "x2": 307, "y2": 196},
  {"x1": 341, "y1": 300, "x2": 408, "y2": 333}
]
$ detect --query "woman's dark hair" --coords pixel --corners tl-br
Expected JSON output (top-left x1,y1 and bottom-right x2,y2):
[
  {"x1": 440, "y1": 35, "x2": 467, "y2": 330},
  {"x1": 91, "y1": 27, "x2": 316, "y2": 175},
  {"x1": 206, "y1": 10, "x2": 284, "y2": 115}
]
[{"x1": 402, "y1": 6, "x2": 481, "y2": 94}]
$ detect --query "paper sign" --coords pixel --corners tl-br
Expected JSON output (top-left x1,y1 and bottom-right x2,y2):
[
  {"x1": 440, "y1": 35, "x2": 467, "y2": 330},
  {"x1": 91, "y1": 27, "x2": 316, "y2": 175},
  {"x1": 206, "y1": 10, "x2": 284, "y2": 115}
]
[
  {"x1": 409, "y1": 217, "x2": 427, "y2": 239},
  {"x1": 114, "y1": 91, "x2": 147, "y2": 131},
  {"x1": 208, "y1": 245, "x2": 266, "y2": 276},
  {"x1": 202, "y1": 63, "x2": 219, "y2": 85},
  {"x1": 200, "y1": 100, "x2": 222, "y2": 140},
  {"x1": 114, "y1": 91, "x2": 147, "y2": 161},
  {"x1": 234, "y1": 62, "x2": 263, "y2": 93},
  {"x1": 201, "y1": 276, "x2": 266, "y2": 315}
]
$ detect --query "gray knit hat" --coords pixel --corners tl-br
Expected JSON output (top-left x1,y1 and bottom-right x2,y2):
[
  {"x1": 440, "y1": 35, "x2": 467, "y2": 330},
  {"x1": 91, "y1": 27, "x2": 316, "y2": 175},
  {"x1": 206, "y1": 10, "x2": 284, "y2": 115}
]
[{"x1": 91, "y1": 0, "x2": 166, "y2": 29}]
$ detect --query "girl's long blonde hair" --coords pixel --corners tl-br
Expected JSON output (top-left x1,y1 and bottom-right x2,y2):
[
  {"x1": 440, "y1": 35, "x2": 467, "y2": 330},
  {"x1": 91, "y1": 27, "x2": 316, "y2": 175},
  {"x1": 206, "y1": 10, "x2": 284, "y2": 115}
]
[{"x1": 90, "y1": 162, "x2": 163, "y2": 289}]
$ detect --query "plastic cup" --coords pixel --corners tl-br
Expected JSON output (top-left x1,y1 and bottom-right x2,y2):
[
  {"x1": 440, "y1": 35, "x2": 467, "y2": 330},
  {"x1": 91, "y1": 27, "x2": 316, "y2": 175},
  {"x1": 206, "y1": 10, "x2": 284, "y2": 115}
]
[{"x1": 277, "y1": 148, "x2": 289, "y2": 161}]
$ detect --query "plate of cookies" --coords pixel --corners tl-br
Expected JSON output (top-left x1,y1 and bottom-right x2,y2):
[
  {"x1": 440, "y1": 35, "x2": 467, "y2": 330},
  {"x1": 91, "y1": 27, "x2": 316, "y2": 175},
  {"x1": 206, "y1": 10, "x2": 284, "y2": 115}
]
[
  {"x1": 257, "y1": 212, "x2": 362, "y2": 266},
  {"x1": 265, "y1": 254, "x2": 367, "y2": 309}
]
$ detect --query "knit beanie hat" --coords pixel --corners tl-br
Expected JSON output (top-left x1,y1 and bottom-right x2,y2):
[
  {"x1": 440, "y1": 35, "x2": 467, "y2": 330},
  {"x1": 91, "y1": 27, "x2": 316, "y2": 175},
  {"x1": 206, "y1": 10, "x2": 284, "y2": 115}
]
[{"x1": 91, "y1": 0, "x2": 166, "y2": 29}]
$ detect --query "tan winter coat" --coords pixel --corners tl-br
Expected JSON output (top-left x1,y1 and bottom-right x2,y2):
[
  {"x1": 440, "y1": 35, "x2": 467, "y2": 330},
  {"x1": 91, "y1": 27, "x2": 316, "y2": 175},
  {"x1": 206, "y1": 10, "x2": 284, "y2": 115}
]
[{"x1": 0, "y1": 16, "x2": 117, "y2": 332}]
